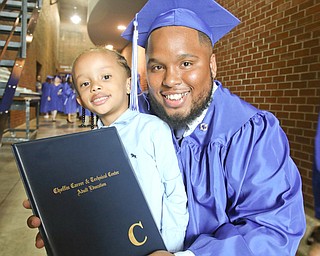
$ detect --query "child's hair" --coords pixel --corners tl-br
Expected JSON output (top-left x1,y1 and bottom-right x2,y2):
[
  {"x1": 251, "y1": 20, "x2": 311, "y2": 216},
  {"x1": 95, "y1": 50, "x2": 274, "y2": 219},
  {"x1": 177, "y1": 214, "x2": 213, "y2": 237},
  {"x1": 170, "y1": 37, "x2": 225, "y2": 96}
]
[{"x1": 71, "y1": 47, "x2": 131, "y2": 93}]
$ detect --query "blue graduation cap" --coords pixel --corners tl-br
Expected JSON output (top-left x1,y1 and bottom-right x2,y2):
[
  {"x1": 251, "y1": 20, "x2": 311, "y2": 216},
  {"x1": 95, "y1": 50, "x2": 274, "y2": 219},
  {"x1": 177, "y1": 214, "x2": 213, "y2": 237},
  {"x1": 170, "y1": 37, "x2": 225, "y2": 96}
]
[
  {"x1": 122, "y1": 0, "x2": 240, "y2": 48},
  {"x1": 65, "y1": 74, "x2": 72, "y2": 81}
]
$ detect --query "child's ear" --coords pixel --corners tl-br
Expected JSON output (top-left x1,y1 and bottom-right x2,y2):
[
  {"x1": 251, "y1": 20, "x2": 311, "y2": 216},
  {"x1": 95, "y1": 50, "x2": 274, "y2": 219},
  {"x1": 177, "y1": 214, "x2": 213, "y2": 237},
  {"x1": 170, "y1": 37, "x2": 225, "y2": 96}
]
[
  {"x1": 126, "y1": 78, "x2": 131, "y2": 94},
  {"x1": 76, "y1": 97, "x2": 83, "y2": 107}
]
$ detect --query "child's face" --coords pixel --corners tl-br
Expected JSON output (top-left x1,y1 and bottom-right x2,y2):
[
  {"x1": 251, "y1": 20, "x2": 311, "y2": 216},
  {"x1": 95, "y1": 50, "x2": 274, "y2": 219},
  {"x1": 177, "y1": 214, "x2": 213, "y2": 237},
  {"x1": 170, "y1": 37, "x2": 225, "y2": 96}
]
[{"x1": 74, "y1": 51, "x2": 131, "y2": 126}]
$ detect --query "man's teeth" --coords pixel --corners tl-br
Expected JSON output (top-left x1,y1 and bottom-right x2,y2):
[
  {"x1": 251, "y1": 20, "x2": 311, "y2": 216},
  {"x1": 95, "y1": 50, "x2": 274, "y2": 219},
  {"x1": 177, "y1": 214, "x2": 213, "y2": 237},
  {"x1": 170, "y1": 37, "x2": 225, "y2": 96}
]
[
  {"x1": 165, "y1": 92, "x2": 188, "y2": 100},
  {"x1": 93, "y1": 96, "x2": 108, "y2": 103}
]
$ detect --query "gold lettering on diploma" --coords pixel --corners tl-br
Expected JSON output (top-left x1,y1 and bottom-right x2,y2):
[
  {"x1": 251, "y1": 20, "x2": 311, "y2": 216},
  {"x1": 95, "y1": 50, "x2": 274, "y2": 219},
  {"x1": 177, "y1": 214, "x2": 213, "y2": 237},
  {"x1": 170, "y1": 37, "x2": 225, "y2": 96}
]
[
  {"x1": 52, "y1": 171, "x2": 121, "y2": 197},
  {"x1": 128, "y1": 221, "x2": 147, "y2": 246},
  {"x1": 53, "y1": 185, "x2": 70, "y2": 194}
]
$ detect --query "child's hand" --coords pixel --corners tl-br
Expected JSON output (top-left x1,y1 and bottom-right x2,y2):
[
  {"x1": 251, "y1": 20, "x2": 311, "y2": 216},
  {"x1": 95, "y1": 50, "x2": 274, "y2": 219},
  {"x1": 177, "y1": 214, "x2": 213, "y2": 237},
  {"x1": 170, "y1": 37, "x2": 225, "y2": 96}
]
[{"x1": 22, "y1": 199, "x2": 45, "y2": 249}]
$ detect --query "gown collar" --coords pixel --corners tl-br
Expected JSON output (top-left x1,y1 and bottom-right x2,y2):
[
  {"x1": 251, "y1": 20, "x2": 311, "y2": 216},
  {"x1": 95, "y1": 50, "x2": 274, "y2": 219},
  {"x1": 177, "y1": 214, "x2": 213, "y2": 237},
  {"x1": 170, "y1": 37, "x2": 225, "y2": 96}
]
[{"x1": 183, "y1": 82, "x2": 218, "y2": 137}]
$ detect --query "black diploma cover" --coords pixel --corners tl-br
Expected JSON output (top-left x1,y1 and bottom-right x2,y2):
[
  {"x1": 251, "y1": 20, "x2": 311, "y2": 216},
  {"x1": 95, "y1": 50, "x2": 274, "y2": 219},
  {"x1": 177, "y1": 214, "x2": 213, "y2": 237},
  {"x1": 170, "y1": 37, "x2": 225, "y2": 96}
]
[{"x1": 12, "y1": 127, "x2": 166, "y2": 256}]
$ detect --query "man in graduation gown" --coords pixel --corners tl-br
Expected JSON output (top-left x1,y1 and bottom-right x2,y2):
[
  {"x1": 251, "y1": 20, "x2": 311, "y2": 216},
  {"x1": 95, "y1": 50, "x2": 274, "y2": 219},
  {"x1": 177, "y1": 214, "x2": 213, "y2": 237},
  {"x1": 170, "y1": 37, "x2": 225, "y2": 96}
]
[
  {"x1": 122, "y1": 0, "x2": 306, "y2": 255},
  {"x1": 24, "y1": 0, "x2": 306, "y2": 255}
]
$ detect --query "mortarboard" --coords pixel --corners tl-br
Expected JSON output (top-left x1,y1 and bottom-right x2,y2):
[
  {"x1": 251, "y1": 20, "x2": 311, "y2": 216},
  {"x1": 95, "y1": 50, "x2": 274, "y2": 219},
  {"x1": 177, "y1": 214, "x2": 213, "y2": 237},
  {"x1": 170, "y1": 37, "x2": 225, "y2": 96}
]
[{"x1": 121, "y1": 0, "x2": 240, "y2": 48}]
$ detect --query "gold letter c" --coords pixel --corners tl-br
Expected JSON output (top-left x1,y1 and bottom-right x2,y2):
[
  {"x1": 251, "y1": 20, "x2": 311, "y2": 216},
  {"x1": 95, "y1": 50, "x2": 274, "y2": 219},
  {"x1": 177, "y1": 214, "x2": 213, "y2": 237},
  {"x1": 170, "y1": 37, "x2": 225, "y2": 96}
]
[{"x1": 128, "y1": 221, "x2": 147, "y2": 246}]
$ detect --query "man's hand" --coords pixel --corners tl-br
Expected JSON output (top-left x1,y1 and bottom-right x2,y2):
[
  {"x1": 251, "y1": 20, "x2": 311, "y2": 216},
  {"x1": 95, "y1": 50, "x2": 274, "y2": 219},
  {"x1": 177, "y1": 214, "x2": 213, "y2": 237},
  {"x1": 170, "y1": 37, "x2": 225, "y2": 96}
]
[{"x1": 22, "y1": 199, "x2": 45, "y2": 249}]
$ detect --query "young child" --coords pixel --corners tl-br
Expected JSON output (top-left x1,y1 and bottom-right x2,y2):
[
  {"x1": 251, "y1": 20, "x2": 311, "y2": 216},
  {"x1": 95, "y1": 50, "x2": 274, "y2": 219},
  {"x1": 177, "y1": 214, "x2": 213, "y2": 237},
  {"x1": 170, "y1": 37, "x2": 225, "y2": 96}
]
[{"x1": 72, "y1": 47, "x2": 188, "y2": 253}]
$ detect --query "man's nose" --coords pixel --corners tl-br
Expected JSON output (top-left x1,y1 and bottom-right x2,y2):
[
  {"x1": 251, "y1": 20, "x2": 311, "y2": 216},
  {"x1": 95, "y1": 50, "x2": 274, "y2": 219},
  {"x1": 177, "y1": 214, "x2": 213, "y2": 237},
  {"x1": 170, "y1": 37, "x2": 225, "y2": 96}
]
[{"x1": 163, "y1": 67, "x2": 181, "y2": 88}]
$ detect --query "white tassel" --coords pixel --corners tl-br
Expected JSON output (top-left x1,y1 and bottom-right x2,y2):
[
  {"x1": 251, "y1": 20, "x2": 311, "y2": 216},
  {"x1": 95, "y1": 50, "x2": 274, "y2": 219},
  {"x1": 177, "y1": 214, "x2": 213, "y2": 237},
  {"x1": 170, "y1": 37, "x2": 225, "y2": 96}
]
[{"x1": 129, "y1": 14, "x2": 139, "y2": 112}]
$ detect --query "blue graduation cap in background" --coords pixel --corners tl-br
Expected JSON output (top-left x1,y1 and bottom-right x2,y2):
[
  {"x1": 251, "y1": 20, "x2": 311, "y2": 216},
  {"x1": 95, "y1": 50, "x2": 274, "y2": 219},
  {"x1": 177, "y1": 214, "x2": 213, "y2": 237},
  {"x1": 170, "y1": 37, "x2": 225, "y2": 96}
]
[{"x1": 122, "y1": 0, "x2": 240, "y2": 48}]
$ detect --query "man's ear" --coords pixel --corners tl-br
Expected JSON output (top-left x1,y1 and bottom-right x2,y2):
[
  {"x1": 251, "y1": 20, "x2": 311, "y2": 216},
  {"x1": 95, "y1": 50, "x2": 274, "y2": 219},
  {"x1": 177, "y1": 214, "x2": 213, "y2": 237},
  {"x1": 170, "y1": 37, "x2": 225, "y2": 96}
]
[
  {"x1": 209, "y1": 53, "x2": 217, "y2": 79},
  {"x1": 126, "y1": 77, "x2": 131, "y2": 94}
]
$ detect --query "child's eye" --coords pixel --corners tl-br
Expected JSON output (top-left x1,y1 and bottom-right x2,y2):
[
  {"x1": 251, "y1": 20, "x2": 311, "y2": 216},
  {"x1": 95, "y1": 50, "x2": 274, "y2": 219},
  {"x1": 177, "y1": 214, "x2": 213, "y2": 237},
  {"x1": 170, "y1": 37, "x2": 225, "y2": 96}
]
[
  {"x1": 80, "y1": 81, "x2": 90, "y2": 87},
  {"x1": 152, "y1": 65, "x2": 163, "y2": 72},
  {"x1": 102, "y1": 75, "x2": 111, "y2": 80}
]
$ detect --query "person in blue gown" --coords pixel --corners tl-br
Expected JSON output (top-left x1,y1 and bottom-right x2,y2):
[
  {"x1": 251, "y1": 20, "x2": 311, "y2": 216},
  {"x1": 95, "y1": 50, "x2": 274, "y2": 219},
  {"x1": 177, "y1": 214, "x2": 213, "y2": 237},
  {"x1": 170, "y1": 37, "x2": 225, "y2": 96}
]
[
  {"x1": 121, "y1": 0, "x2": 306, "y2": 255},
  {"x1": 49, "y1": 75, "x2": 64, "y2": 122},
  {"x1": 62, "y1": 74, "x2": 77, "y2": 123},
  {"x1": 39, "y1": 75, "x2": 53, "y2": 118},
  {"x1": 24, "y1": 0, "x2": 306, "y2": 254}
]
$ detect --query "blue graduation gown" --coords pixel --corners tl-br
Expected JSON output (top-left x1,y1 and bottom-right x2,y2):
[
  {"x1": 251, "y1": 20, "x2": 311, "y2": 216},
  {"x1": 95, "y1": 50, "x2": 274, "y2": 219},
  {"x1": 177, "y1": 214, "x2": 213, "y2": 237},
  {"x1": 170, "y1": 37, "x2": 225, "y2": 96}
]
[
  {"x1": 40, "y1": 82, "x2": 51, "y2": 113},
  {"x1": 49, "y1": 83, "x2": 64, "y2": 112},
  {"x1": 62, "y1": 82, "x2": 77, "y2": 114},
  {"x1": 140, "y1": 81, "x2": 306, "y2": 255}
]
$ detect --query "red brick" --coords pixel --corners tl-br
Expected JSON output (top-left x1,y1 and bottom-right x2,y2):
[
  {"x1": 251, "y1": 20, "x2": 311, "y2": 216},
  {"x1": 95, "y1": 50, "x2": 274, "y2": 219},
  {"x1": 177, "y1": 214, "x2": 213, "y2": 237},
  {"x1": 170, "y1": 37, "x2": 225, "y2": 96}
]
[
  {"x1": 284, "y1": 89, "x2": 299, "y2": 96},
  {"x1": 304, "y1": 39, "x2": 320, "y2": 48},
  {"x1": 288, "y1": 43, "x2": 303, "y2": 52},
  {"x1": 279, "y1": 67, "x2": 293, "y2": 74},
  {"x1": 297, "y1": 32, "x2": 312, "y2": 41},
  {"x1": 311, "y1": 46, "x2": 320, "y2": 55},
  {"x1": 294, "y1": 65, "x2": 309, "y2": 73},
  {"x1": 305, "y1": 2, "x2": 320, "y2": 15},
  {"x1": 294, "y1": 49, "x2": 310, "y2": 58}
]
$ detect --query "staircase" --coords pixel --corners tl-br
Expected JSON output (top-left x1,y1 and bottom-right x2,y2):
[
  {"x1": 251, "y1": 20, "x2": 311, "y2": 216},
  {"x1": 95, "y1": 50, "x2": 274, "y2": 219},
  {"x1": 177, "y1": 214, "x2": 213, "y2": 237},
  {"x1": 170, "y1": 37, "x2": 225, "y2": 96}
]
[{"x1": 0, "y1": 0, "x2": 41, "y2": 144}]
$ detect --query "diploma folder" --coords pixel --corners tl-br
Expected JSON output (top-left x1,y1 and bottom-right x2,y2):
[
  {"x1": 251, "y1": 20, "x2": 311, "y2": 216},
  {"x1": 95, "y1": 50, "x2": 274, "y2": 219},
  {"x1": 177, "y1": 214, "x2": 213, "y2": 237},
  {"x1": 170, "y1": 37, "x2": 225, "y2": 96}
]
[{"x1": 12, "y1": 127, "x2": 166, "y2": 256}]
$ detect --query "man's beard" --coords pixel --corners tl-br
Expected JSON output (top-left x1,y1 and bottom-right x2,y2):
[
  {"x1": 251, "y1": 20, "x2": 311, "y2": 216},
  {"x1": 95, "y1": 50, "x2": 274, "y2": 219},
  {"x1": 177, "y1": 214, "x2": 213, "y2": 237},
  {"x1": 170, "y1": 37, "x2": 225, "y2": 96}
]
[{"x1": 148, "y1": 84, "x2": 213, "y2": 130}]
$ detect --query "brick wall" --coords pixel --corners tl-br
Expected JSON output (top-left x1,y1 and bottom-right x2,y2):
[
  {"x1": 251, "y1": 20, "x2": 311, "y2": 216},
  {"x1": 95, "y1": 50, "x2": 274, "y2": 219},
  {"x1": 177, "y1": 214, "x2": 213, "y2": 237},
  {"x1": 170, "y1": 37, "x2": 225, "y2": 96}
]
[{"x1": 215, "y1": 0, "x2": 320, "y2": 208}]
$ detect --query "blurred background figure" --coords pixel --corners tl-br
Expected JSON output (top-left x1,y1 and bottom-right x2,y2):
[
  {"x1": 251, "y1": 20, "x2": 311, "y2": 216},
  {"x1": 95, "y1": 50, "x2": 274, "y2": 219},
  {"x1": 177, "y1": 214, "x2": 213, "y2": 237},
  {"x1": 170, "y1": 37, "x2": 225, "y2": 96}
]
[
  {"x1": 49, "y1": 75, "x2": 64, "y2": 122},
  {"x1": 35, "y1": 75, "x2": 42, "y2": 93},
  {"x1": 62, "y1": 74, "x2": 77, "y2": 123},
  {"x1": 40, "y1": 75, "x2": 53, "y2": 119}
]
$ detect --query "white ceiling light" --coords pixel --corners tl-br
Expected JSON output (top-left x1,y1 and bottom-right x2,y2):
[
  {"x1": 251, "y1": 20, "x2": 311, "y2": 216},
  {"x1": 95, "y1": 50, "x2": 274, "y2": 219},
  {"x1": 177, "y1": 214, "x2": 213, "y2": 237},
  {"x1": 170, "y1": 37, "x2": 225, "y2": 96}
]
[
  {"x1": 117, "y1": 25, "x2": 126, "y2": 31},
  {"x1": 70, "y1": 7, "x2": 81, "y2": 24},
  {"x1": 105, "y1": 45, "x2": 114, "y2": 50}
]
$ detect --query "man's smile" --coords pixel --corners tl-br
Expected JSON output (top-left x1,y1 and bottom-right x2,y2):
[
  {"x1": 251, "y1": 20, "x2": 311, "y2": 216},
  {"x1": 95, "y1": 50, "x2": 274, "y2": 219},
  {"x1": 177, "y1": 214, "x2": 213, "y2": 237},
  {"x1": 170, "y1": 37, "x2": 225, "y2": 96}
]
[{"x1": 163, "y1": 92, "x2": 189, "y2": 101}]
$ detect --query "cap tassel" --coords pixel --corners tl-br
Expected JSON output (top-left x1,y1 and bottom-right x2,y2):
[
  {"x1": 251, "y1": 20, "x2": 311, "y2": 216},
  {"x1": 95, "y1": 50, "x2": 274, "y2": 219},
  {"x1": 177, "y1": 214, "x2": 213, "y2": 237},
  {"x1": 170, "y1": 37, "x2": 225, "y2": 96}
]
[{"x1": 129, "y1": 14, "x2": 139, "y2": 112}]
